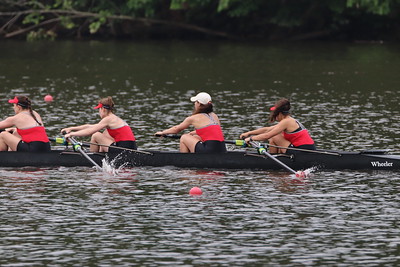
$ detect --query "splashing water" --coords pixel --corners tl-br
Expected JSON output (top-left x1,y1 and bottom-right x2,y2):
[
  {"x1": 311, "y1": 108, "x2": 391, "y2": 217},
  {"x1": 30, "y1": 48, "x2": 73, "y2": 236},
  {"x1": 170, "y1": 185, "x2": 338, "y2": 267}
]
[{"x1": 293, "y1": 166, "x2": 318, "y2": 180}]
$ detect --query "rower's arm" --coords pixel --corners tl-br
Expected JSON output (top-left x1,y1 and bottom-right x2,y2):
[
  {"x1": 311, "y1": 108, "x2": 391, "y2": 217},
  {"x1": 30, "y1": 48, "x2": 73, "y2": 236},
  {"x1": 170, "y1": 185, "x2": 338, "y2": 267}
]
[
  {"x1": 66, "y1": 119, "x2": 109, "y2": 137},
  {"x1": 240, "y1": 126, "x2": 274, "y2": 139},
  {"x1": 0, "y1": 116, "x2": 16, "y2": 129},
  {"x1": 156, "y1": 117, "x2": 192, "y2": 135},
  {"x1": 62, "y1": 124, "x2": 93, "y2": 133},
  {"x1": 249, "y1": 122, "x2": 286, "y2": 142}
]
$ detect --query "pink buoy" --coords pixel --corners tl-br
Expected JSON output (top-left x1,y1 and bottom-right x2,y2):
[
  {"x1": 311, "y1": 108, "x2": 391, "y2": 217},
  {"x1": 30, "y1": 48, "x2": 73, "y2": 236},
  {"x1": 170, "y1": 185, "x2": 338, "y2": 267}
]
[
  {"x1": 189, "y1": 186, "x2": 203, "y2": 195},
  {"x1": 44, "y1": 94, "x2": 53, "y2": 102}
]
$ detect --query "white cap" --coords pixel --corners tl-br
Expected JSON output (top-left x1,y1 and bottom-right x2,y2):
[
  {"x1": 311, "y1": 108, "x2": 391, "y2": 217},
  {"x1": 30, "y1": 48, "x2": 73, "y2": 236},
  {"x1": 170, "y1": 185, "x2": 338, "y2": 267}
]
[{"x1": 190, "y1": 92, "x2": 211, "y2": 105}]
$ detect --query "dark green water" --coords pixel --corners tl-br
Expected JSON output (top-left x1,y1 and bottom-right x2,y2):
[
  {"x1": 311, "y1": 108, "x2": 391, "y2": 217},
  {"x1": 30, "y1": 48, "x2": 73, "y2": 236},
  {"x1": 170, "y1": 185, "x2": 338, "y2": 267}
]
[{"x1": 0, "y1": 40, "x2": 399, "y2": 266}]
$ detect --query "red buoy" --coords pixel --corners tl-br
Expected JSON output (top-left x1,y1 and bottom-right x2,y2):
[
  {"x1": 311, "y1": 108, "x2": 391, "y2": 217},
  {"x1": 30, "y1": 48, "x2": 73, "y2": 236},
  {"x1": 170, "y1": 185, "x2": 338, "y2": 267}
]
[
  {"x1": 44, "y1": 94, "x2": 53, "y2": 102},
  {"x1": 189, "y1": 187, "x2": 203, "y2": 195}
]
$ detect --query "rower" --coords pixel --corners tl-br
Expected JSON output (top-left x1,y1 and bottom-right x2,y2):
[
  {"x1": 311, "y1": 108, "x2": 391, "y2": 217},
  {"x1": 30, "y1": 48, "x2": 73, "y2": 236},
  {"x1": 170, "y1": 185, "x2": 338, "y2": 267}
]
[
  {"x1": 240, "y1": 98, "x2": 316, "y2": 154},
  {"x1": 61, "y1": 96, "x2": 137, "y2": 153},
  {"x1": 0, "y1": 95, "x2": 51, "y2": 152},
  {"x1": 155, "y1": 92, "x2": 226, "y2": 153}
]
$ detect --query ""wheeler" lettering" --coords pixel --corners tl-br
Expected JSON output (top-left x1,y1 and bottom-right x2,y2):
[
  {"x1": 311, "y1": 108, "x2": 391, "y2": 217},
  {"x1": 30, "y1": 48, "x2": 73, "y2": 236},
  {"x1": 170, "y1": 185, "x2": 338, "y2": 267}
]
[{"x1": 371, "y1": 161, "x2": 393, "y2": 167}]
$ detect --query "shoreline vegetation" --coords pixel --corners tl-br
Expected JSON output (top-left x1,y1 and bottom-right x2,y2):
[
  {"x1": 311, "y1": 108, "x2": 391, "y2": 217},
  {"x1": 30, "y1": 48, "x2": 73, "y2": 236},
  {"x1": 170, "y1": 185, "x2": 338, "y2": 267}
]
[{"x1": 0, "y1": 0, "x2": 399, "y2": 42}]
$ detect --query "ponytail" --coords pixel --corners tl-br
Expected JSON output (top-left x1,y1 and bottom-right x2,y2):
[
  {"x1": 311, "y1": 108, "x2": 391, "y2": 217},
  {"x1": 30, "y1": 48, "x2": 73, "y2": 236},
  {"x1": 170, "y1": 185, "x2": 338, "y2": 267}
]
[{"x1": 16, "y1": 96, "x2": 42, "y2": 126}]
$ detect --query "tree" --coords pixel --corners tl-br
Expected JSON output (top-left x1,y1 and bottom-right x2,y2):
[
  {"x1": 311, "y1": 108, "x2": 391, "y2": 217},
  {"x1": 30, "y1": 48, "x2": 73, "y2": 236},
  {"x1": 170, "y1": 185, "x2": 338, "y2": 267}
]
[{"x1": 0, "y1": 0, "x2": 399, "y2": 41}]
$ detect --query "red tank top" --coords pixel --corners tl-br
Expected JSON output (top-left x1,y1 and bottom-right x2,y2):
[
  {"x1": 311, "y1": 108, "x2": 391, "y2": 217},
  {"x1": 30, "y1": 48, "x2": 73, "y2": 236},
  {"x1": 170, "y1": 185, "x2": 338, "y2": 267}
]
[
  {"x1": 195, "y1": 114, "x2": 224, "y2": 142},
  {"x1": 283, "y1": 120, "x2": 314, "y2": 146},
  {"x1": 106, "y1": 125, "x2": 136, "y2": 142},
  {"x1": 17, "y1": 126, "x2": 49, "y2": 143}
]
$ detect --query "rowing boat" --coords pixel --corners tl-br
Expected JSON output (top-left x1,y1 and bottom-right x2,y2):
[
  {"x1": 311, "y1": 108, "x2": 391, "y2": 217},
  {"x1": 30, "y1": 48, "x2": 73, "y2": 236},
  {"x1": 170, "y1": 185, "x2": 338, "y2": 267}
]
[{"x1": 1, "y1": 147, "x2": 400, "y2": 170}]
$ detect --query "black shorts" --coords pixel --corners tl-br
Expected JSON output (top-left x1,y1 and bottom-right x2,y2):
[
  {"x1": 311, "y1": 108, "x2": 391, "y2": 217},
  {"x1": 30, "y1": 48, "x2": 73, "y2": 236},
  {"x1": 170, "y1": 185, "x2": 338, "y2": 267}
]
[
  {"x1": 108, "y1": 141, "x2": 137, "y2": 153},
  {"x1": 195, "y1": 140, "x2": 227, "y2": 153},
  {"x1": 286, "y1": 144, "x2": 316, "y2": 154},
  {"x1": 17, "y1": 141, "x2": 51, "y2": 152}
]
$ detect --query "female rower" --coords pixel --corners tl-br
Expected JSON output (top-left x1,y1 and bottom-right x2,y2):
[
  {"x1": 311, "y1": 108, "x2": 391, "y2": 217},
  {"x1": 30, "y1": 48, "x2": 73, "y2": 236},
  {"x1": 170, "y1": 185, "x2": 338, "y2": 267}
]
[
  {"x1": 155, "y1": 92, "x2": 226, "y2": 153},
  {"x1": 61, "y1": 96, "x2": 137, "y2": 153},
  {"x1": 0, "y1": 96, "x2": 50, "y2": 152},
  {"x1": 240, "y1": 98, "x2": 316, "y2": 154}
]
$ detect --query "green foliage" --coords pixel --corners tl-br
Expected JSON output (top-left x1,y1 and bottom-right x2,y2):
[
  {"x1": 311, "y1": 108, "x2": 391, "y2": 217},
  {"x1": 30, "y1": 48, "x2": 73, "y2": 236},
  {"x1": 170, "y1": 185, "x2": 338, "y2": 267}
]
[
  {"x1": 170, "y1": 0, "x2": 185, "y2": 10},
  {"x1": 126, "y1": 0, "x2": 157, "y2": 17},
  {"x1": 26, "y1": 29, "x2": 57, "y2": 41},
  {"x1": 89, "y1": 10, "x2": 110, "y2": 34},
  {"x1": 53, "y1": 0, "x2": 74, "y2": 9},
  {"x1": 2, "y1": 0, "x2": 400, "y2": 40},
  {"x1": 220, "y1": 0, "x2": 261, "y2": 17},
  {"x1": 346, "y1": 0, "x2": 391, "y2": 15},
  {"x1": 22, "y1": 12, "x2": 44, "y2": 25},
  {"x1": 217, "y1": 0, "x2": 230, "y2": 12},
  {"x1": 60, "y1": 16, "x2": 75, "y2": 29}
]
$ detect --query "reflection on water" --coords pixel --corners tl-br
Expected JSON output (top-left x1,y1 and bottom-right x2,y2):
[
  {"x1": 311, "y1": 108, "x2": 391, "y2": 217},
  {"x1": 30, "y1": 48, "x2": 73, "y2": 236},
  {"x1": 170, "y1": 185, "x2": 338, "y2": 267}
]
[{"x1": 0, "y1": 41, "x2": 399, "y2": 265}]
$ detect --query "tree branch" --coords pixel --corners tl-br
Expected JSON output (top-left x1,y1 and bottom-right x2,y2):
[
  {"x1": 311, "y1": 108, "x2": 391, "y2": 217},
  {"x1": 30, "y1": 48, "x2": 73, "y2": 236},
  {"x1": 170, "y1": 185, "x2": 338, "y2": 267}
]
[{"x1": 0, "y1": 9, "x2": 235, "y2": 39}]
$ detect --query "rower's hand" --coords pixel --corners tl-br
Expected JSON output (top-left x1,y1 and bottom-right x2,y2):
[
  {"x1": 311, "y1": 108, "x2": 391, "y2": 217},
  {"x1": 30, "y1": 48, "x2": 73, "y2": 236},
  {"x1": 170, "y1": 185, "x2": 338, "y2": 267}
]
[
  {"x1": 239, "y1": 133, "x2": 249, "y2": 139},
  {"x1": 5, "y1": 127, "x2": 15, "y2": 134},
  {"x1": 61, "y1": 128, "x2": 71, "y2": 134},
  {"x1": 244, "y1": 137, "x2": 251, "y2": 144},
  {"x1": 155, "y1": 131, "x2": 164, "y2": 137}
]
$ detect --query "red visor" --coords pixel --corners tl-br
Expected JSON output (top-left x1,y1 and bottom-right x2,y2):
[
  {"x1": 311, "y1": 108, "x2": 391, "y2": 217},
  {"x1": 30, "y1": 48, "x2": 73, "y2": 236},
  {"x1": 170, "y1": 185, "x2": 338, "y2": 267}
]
[
  {"x1": 8, "y1": 96, "x2": 18, "y2": 104},
  {"x1": 270, "y1": 106, "x2": 276, "y2": 111},
  {"x1": 94, "y1": 103, "x2": 103, "y2": 109}
]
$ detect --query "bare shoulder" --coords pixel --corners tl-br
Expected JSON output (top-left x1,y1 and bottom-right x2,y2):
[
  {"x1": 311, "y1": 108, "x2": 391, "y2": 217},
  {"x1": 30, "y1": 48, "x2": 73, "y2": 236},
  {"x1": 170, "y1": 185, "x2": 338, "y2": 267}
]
[
  {"x1": 98, "y1": 115, "x2": 113, "y2": 126},
  {"x1": 281, "y1": 116, "x2": 299, "y2": 131},
  {"x1": 183, "y1": 114, "x2": 198, "y2": 123},
  {"x1": 211, "y1": 112, "x2": 220, "y2": 119}
]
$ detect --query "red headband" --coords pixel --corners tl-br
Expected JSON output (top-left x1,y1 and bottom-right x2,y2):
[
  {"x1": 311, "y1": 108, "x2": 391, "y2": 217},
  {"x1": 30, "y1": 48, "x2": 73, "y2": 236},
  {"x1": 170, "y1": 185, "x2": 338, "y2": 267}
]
[
  {"x1": 94, "y1": 103, "x2": 111, "y2": 110},
  {"x1": 94, "y1": 103, "x2": 103, "y2": 109},
  {"x1": 8, "y1": 96, "x2": 19, "y2": 104}
]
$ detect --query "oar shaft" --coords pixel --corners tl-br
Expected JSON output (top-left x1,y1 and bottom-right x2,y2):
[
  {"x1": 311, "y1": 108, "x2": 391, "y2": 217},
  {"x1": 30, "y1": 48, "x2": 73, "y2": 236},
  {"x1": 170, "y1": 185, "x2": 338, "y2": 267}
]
[
  {"x1": 226, "y1": 139, "x2": 340, "y2": 156},
  {"x1": 50, "y1": 137, "x2": 151, "y2": 155},
  {"x1": 267, "y1": 143, "x2": 340, "y2": 156},
  {"x1": 68, "y1": 136, "x2": 102, "y2": 170},
  {"x1": 82, "y1": 141, "x2": 152, "y2": 155},
  {"x1": 76, "y1": 146, "x2": 101, "y2": 168},
  {"x1": 249, "y1": 141, "x2": 296, "y2": 174}
]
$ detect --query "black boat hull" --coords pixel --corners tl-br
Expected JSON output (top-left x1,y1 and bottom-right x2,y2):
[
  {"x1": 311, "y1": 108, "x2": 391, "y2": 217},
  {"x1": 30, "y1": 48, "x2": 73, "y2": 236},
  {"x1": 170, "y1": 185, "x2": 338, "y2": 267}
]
[{"x1": 1, "y1": 149, "x2": 399, "y2": 171}]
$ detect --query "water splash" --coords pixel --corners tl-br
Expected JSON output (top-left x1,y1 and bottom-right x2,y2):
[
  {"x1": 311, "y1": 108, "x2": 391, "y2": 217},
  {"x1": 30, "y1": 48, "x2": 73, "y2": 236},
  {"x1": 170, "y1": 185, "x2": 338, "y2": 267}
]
[
  {"x1": 302, "y1": 166, "x2": 318, "y2": 177},
  {"x1": 292, "y1": 166, "x2": 319, "y2": 180},
  {"x1": 100, "y1": 154, "x2": 130, "y2": 176}
]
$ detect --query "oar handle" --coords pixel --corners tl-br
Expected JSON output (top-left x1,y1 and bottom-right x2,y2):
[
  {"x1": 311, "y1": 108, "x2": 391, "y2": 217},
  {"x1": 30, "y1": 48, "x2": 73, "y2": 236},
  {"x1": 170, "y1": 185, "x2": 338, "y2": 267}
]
[
  {"x1": 49, "y1": 137, "x2": 69, "y2": 146},
  {"x1": 157, "y1": 135, "x2": 248, "y2": 148},
  {"x1": 225, "y1": 140, "x2": 248, "y2": 147},
  {"x1": 50, "y1": 137, "x2": 91, "y2": 147}
]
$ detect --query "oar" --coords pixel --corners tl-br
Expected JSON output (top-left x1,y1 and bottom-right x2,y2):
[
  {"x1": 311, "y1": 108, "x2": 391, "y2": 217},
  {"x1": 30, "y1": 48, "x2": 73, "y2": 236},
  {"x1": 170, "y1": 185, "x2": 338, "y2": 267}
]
[
  {"x1": 225, "y1": 139, "x2": 341, "y2": 156},
  {"x1": 79, "y1": 141, "x2": 152, "y2": 155},
  {"x1": 49, "y1": 137, "x2": 90, "y2": 147},
  {"x1": 62, "y1": 132, "x2": 102, "y2": 171},
  {"x1": 50, "y1": 137, "x2": 152, "y2": 155},
  {"x1": 249, "y1": 141, "x2": 305, "y2": 178}
]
